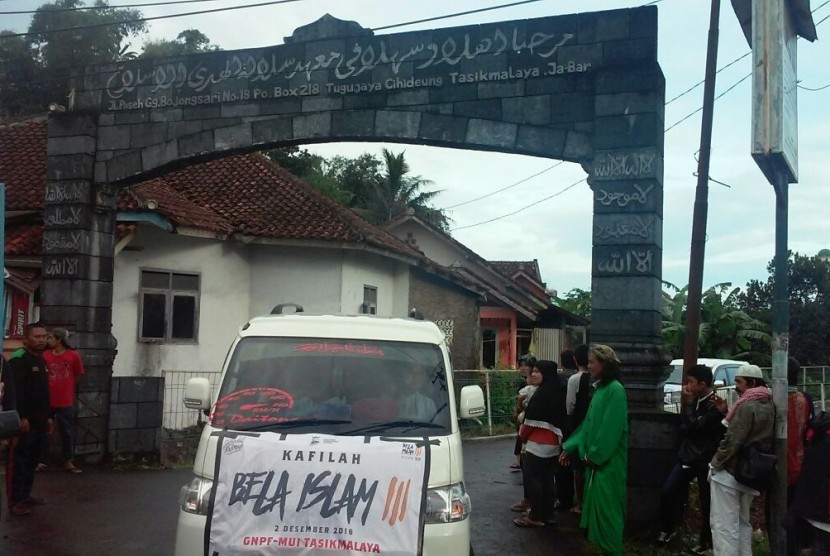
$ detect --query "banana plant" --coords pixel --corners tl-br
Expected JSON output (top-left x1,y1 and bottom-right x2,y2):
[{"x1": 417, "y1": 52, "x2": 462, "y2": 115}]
[{"x1": 661, "y1": 281, "x2": 771, "y2": 363}]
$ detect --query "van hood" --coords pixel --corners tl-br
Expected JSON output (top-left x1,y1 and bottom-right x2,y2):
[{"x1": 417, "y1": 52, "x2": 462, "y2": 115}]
[{"x1": 192, "y1": 426, "x2": 463, "y2": 489}]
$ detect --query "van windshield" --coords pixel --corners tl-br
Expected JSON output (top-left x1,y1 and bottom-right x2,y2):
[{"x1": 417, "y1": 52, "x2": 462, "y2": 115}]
[{"x1": 211, "y1": 337, "x2": 451, "y2": 436}]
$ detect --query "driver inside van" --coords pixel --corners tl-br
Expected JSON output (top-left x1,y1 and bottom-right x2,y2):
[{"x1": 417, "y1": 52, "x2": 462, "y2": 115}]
[
  {"x1": 398, "y1": 364, "x2": 438, "y2": 422},
  {"x1": 290, "y1": 363, "x2": 350, "y2": 420}
]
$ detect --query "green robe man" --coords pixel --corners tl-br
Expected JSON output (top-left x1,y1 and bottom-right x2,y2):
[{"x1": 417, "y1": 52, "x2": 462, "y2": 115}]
[{"x1": 562, "y1": 376, "x2": 629, "y2": 555}]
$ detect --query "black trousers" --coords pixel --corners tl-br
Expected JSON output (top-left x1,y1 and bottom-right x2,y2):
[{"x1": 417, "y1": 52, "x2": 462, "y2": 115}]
[
  {"x1": 7, "y1": 431, "x2": 39, "y2": 505},
  {"x1": 660, "y1": 462, "x2": 712, "y2": 546},
  {"x1": 556, "y1": 463, "x2": 574, "y2": 508},
  {"x1": 523, "y1": 452, "x2": 558, "y2": 521}
]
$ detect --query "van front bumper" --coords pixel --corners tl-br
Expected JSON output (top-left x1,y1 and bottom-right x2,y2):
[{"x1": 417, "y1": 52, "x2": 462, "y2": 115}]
[{"x1": 174, "y1": 510, "x2": 470, "y2": 555}]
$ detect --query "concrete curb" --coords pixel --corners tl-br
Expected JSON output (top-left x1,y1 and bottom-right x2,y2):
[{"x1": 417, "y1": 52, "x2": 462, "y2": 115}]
[{"x1": 462, "y1": 433, "x2": 517, "y2": 442}]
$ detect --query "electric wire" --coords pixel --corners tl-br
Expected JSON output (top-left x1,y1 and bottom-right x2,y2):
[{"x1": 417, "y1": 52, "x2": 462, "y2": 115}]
[
  {"x1": 450, "y1": 176, "x2": 585, "y2": 231},
  {"x1": 664, "y1": 72, "x2": 752, "y2": 133},
  {"x1": 443, "y1": 161, "x2": 565, "y2": 210},
  {"x1": 665, "y1": 52, "x2": 750, "y2": 105},
  {"x1": 3, "y1": 0, "x2": 825, "y2": 227},
  {"x1": 798, "y1": 82, "x2": 830, "y2": 91},
  {"x1": 0, "y1": 0, "x2": 304, "y2": 39},
  {"x1": 0, "y1": 0, "x2": 222, "y2": 15},
  {"x1": 0, "y1": 0, "x2": 550, "y2": 39},
  {"x1": 813, "y1": 0, "x2": 830, "y2": 13},
  {"x1": 373, "y1": 0, "x2": 546, "y2": 32}
]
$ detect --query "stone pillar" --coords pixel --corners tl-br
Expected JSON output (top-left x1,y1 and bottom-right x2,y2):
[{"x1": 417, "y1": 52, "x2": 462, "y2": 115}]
[
  {"x1": 588, "y1": 63, "x2": 677, "y2": 528},
  {"x1": 42, "y1": 113, "x2": 117, "y2": 463}
]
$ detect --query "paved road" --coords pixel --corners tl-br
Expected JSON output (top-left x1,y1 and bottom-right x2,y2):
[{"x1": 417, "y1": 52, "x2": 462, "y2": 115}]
[
  {"x1": 465, "y1": 438, "x2": 584, "y2": 555},
  {"x1": 0, "y1": 438, "x2": 585, "y2": 555}
]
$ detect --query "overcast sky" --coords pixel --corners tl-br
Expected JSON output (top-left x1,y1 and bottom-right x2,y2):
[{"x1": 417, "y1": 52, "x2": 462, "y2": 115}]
[{"x1": 4, "y1": 0, "x2": 828, "y2": 294}]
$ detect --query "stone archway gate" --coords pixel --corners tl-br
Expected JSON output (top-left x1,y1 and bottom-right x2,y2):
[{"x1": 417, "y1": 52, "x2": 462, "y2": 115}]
[{"x1": 44, "y1": 6, "x2": 670, "y2": 523}]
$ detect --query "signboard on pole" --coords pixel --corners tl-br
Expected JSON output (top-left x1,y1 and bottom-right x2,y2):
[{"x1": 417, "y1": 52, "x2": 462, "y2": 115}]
[
  {"x1": 751, "y1": 0, "x2": 799, "y2": 184},
  {"x1": 208, "y1": 433, "x2": 429, "y2": 556}
]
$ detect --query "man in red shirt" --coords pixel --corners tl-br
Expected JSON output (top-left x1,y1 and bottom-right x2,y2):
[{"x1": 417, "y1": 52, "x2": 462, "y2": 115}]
[{"x1": 43, "y1": 328, "x2": 84, "y2": 474}]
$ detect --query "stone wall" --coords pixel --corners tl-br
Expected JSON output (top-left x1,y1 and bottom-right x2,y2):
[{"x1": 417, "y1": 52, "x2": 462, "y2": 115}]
[
  {"x1": 408, "y1": 268, "x2": 480, "y2": 369},
  {"x1": 108, "y1": 377, "x2": 163, "y2": 457}
]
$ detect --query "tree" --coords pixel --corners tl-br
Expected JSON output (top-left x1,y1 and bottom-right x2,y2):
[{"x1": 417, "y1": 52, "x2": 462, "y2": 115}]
[
  {"x1": 740, "y1": 252, "x2": 830, "y2": 365},
  {"x1": 264, "y1": 147, "x2": 353, "y2": 205},
  {"x1": 265, "y1": 147, "x2": 451, "y2": 233},
  {"x1": 140, "y1": 29, "x2": 219, "y2": 59},
  {"x1": 662, "y1": 281, "x2": 772, "y2": 363},
  {"x1": 1, "y1": 1, "x2": 148, "y2": 118},
  {"x1": 0, "y1": 31, "x2": 49, "y2": 117},
  {"x1": 554, "y1": 288, "x2": 591, "y2": 319},
  {"x1": 360, "y1": 149, "x2": 450, "y2": 233}
]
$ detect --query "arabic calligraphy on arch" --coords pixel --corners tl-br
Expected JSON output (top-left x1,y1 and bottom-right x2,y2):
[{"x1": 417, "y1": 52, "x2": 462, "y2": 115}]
[
  {"x1": 596, "y1": 250, "x2": 654, "y2": 274},
  {"x1": 103, "y1": 26, "x2": 576, "y2": 101}
]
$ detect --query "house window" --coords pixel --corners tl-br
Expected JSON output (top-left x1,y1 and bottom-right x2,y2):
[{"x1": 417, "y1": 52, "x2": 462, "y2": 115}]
[
  {"x1": 139, "y1": 270, "x2": 200, "y2": 343},
  {"x1": 361, "y1": 285, "x2": 377, "y2": 315}
]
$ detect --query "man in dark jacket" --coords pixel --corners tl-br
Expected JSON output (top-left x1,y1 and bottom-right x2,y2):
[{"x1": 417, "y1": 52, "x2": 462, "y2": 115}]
[
  {"x1": 5, "y1": 323, "x2": 52, "y2": 516},
  {"x1": 658, "y1": 365, "x2": 726, "y2": 552}
]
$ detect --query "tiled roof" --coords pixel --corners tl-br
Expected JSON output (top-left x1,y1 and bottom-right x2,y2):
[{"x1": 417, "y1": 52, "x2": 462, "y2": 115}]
[
  {"x1": 0, "y1": 116, "x2": 420, "y2": 261},
  {"x1": 127, "y1": 180, "x2": 233, "y2": 234},
  {"x1": 5, "y1": 223, "x2": 43, "y2": 256},
  {"x1": 128, "y1": 153, "x2": 419, "y2": 257},
  {"x1": 0, "y1": 118, "x2": 48, "y2": 211},
  {"x1": 489, "y1": 260, "x2": 544, "y2": 284}
]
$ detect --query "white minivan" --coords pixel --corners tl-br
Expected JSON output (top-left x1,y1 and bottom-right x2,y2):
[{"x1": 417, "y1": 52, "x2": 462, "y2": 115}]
[
  {"x1": 174, "y1": 307, "x2": 485, "y2": 555},
  {"x1": 663, "y1": 358, "x2": 747, "y2": 412}
]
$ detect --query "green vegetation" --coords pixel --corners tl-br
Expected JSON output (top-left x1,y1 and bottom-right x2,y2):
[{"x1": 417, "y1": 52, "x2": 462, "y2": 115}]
[
  {"x1": 1, "y1": 1, "x2": 219, "y2": 119},
  {"x1": 662, "y1": 281, "x2": 772, "y2": 364},
  {"x1": 266, "y1": 147, "x2": 451, "y2": 233}
]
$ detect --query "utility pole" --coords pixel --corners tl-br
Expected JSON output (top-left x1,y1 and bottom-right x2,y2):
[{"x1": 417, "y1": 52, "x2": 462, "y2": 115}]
[
  {"x1": 728, "y1": 1, "x2": 817, "y2": 552},
  {"x1": 770, "y1": 169, "x2": 789, "y2": 554},
  {"x1": 682, "y1": 0, "x2": 721, "y2": 374}
]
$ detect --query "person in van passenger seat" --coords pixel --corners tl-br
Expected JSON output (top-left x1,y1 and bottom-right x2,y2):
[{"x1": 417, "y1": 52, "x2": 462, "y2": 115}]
[
  {"x1": 350, "y1": 368, "x2": 399, "y2": 422},
  {"x1": 398, "y1": 364, "x2": 437, "y2": 422}
]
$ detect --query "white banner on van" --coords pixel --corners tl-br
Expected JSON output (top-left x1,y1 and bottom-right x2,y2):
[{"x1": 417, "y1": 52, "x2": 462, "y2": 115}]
[{"x1": 207, "y1": 433, "x2": 429, "y2": 556}]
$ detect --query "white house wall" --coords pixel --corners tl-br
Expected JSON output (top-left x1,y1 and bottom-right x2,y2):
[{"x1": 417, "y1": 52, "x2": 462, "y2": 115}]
[
  {"x1": 340, "y1": 250, "x2": 409, "y2": 317},
  {"x1": 247, "y1": 244, "x2": 343, "y2": 316},
  {"x1": 389, "y1": 221, "x2": 462, "y2": 267},
  {"x1": 248, "y1": 244, "x2": 408, "y2": 318},
  {"x1": 112, "y1": 224, "x2": 250, "y2": 377},
  {"x1": 114, "y1": 232, "x2": 414, "y2": 378}
]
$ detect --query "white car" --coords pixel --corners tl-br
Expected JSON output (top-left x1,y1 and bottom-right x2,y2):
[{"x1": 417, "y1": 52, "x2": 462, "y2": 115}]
[
  {"x1": 174, "y1": 306, "x2": 485, "y2": 556},
  {"x1": 663, "y1": 358, "x2": 747, "y2": 411}
]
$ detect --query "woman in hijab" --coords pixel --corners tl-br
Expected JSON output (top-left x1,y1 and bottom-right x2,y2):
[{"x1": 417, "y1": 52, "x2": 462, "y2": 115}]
[
  {"x1": 560, "y1": 345, "x2": 628, "y2": 555},
  {"x1": 513, "y1": 359, "x2": 567, "y2": 528}
]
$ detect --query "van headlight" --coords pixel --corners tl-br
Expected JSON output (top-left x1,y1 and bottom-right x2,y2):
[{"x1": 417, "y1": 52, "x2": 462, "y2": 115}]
[
  {"x1": 425, "y1": 482, "x2": 471, "y2": 523},
  {"x1": 179, "y1": 476, "x2": 213, "y2": 515}
]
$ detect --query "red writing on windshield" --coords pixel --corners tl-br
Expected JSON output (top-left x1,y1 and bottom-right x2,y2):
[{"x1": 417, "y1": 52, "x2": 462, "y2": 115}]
[
  {"x1": 293, "y1": 343, "x2": 385, "y2": 356},
  {"x1": 212, "y1": 387, "x2": 295, "y2": 428}
]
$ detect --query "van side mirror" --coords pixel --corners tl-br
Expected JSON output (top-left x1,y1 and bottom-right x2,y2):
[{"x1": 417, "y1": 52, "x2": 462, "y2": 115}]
[
  {"x1": 459, "y1": 385, "x2": 486, "y2": 419},
  {"x1": 184, "y1": 377, "x2": 212, "y2": 411},
  {"x1": 713, "y1": 380, "x2": 726, "y2": 388}
]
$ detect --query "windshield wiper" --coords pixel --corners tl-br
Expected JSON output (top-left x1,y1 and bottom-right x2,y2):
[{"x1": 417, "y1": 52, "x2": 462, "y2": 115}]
[
  {"x1": 341, "y1": 421, "x2": 445, "y2": 435},
  {"x1": 240, "y1": 419, "x2": 352, "y2": 432}
]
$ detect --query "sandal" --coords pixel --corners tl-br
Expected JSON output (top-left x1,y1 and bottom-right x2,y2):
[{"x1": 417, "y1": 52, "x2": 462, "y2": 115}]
[
  {"x1": 509, "y1": 462, "x2": 520, "y2": 469},
  {"x1": 513, "y1": 516, "x2": 545, "y2": 528},
  {"x1": 65, "y1": 466, "x2": 83, "y2": 474},
  {"x1": 569, "y1": 506, "x2": 582, "y2": 514},
  {"x1": 510, "y1": 500, "x2": 530, "y2": 512},
  {"x1": 35, "y1": 463, "x2": 47, "y2": 472}
]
